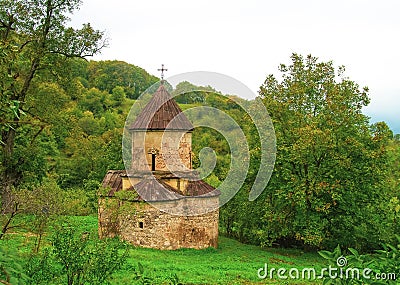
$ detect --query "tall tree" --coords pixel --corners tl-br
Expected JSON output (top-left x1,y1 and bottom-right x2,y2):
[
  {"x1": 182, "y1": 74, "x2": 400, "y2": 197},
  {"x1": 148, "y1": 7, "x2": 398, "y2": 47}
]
[
  {"x1": 0, "y1": 0, "x2": 106, "y2": 211},
  {"x1": 257, "y1": 53, "x2": 392, "y2": 249}
]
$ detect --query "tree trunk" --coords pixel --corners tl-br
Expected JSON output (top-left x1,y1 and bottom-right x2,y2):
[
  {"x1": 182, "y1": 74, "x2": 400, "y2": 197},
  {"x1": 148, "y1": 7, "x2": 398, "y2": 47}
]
[
  {"x1": 1, "y1": 128, "x2": 17, "y2": 213},
  {"x1": 0, "y1": 203, "x2": 18, "y2": 239},
  {"x1": 0, "y1": 185, "x2": 14, "y2": 214}
]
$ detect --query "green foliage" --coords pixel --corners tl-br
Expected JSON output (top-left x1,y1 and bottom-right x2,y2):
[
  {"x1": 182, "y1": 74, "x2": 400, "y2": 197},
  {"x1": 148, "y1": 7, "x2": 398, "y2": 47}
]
[
  {"x1": 172, "y1": 81, "x2": 215, "y2": 103},
  {"x1": 17, "y1": 178, "x2": 96, "y2": 216},
  {"x1": 47, "y1": 62, "x2": 151, "y2": 191},
  {"x1": 58, "y1": 127, "x2": 124, "y2": 188},
  {"x1": 27, "y1": 224, "x2": 128, "y2": 285},
  {"x1": 131, "y1": 262, "x2": 155, "y2": 285},
  {"x1": 0, "y1": 245, "x2": 30, "y2": 284},
  {"x1": 216, "y1": 53, "x2": 399, "y2": 252},
  {"x1": 130, "y1": 262, "x2": 183, "y2": 285},
  {"x1": 111, "y1": 86, "x2": 126, "y2": 106},
  {"x1": 0, "y1": 0, "x2": 105, "y2": 211},
  {"x1": 167, "y1": 273, "x2": 184, "y2": 285},
  {"x1": 86, "y1": 60, "x2": 158, "y2": 99},
  {"x1": 318, "y1": 237, "x2": 400, "y2": 284},
  {"x1": 188, "y1": 92, "x2": 252, "y2": 188},
  {"x1": 374, "y1": 235, "x2": 400, "y2": 282},
  {"x1": 252, "y1": 53, "x2": 394, "y2": 250},
  {"x1": 27, "y1": 248, "x2": 60, "y2": 284},
  {"x1": 192, "y1": 126, "x2": 230, "y2": 182}
]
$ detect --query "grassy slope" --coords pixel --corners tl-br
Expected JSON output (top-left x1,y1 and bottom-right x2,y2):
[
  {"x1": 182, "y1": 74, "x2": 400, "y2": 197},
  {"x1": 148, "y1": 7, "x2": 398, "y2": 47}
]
[
  {"x1": 1, "y1": 215, "x2": 325, "y2": 284},
  {"x1": 115, "y1": 236, "x2": 324, "y2": 285}
]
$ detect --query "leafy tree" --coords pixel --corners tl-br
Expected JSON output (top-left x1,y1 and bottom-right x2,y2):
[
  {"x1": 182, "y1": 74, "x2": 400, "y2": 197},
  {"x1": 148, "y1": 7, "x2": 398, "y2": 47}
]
[
  {"x1": 383, "y1": 135, "x2": 400, "y2": 241},
  {"x1": 111, "y1": 86, "x2": 126, "y2": 106},
  {"x1": 256, "y1": 53, "x2": 392, "y2": 250},
  {"x1": 58, "y1": 127, "x2": 124, "y2": 188},
  {"x1": 0, "y1": 0, "x2": 105, "y2": 211},
  {"x1": 14, "y1": 178, "x2": 67, "y2": 251},
  {"x1": 78, "y1": 87, "x2": 111, "y2": 117}
]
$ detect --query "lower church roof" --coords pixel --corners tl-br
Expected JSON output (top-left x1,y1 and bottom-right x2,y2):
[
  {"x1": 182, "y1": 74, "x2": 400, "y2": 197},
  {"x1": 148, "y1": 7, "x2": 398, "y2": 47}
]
[{"x1": 101, "y1": 170, "x2": 220, "y2": 201}]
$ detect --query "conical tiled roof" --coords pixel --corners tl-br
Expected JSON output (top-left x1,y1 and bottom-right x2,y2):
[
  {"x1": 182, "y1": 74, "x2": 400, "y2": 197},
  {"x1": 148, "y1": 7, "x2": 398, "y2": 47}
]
[{"x1": 129, "y1": 84, "x2": 193, "y2": 131}]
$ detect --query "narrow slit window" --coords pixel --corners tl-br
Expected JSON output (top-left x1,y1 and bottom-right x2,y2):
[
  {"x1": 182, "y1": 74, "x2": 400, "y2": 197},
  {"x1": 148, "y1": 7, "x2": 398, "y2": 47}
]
[
  {"x1": 148, "y1": 147, "x2": 158, "y2": 171},
  {"x1": 138, "y1": 221, "x2": 144, "y2": 229},
  {"x1": 151, "y1": 154, "x2": 156, "y2": 171}
]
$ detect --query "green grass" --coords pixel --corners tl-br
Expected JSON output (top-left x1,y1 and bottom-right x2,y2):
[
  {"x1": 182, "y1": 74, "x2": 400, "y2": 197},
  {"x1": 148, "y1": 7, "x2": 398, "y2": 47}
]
[
  {"x1": 114, "y1": 236, "x2": 324, "y2": 285},
  {"x1": 1, "y1": 215, "x2": 326, "y2": 284}
]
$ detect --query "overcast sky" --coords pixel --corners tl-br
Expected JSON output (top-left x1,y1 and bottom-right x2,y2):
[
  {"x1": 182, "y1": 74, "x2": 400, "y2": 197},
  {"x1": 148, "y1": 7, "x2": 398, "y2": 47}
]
[{"x1": 70, "y1": 0, "x2": 400, "y2": 134}]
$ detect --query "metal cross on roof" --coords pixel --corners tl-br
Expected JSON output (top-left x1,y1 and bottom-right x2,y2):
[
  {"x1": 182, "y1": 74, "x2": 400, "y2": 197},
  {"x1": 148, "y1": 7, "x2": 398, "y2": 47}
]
[{"x1": 157, "y1": 64, "x2": 168, "y2": 80}]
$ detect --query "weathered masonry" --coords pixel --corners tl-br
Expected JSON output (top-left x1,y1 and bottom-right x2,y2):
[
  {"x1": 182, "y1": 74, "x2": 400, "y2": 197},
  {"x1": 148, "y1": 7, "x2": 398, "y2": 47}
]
[{"x1": 98, "y1": 83, "x2": 220, "y2": 250}]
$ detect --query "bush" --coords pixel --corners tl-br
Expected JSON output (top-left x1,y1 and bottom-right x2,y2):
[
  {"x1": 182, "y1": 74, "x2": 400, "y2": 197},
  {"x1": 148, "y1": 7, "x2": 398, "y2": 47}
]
[
  {"x1": 0, "y1": 245, "x2": 30, "y2": 284},
  {"x1": 27, "y1": 224, "x2": 128, "y2": 285}
]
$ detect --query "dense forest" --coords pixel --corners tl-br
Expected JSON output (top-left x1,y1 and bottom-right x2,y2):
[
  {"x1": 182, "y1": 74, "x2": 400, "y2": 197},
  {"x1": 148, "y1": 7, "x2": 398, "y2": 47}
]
[{"x1": 1, "y1": 0, "x2": 400, "y2": 254}]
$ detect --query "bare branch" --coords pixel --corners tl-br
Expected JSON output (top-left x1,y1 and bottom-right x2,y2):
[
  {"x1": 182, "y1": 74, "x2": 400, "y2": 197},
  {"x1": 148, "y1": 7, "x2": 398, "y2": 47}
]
[
  {"x1": 19, "y1": 39, "x2": 33, "y2": 51},
  {"x1": 30, "y1": 125, "x2": 46, "y2": 146}
]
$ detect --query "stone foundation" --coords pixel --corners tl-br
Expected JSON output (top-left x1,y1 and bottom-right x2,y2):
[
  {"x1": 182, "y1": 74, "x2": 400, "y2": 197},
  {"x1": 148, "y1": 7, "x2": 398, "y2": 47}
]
[{"x1": 98, "y1": 196, "x2": 219, "y2": 250}]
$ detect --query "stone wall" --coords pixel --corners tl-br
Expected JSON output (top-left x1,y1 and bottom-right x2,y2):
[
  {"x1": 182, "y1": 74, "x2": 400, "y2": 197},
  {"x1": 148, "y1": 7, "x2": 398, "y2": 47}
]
[
  {"x1": 98, "y1": 196, "x2": 219, "y2": 250},
  {"x1": 131, "y1": 131, "x2": 192, "y2": 172}
]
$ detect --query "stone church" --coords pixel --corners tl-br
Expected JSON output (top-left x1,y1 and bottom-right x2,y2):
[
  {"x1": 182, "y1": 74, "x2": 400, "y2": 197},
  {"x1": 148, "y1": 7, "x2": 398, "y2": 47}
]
[{"x1": 98, "y1": 80, "x2": 220, "y2": 250}]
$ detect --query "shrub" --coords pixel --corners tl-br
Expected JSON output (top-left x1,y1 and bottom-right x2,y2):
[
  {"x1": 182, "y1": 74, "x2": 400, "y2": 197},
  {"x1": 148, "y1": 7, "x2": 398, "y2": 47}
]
[{"x1": 27, "y1": 224, "x2": 128, "y2": 285}]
